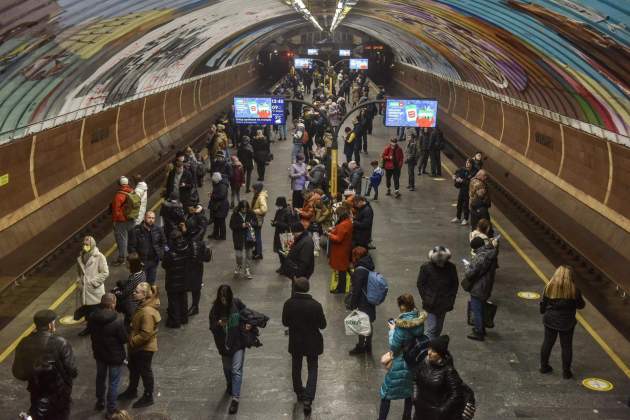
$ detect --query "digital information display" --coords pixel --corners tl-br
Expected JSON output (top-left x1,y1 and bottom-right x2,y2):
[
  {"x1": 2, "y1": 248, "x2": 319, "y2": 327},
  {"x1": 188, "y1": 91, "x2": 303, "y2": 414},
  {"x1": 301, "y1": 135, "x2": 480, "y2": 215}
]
[
  {"x1": 349, "y1": 58, "x2": 368, "y2": 70},
  {"x1": 307, "y1": 48, "x2": 318, "y2": 56},
  {"x1": 294, "y1": 58, "x2": 312, "y2": 69},
  {"x1": 234, "y1": 96, "x2": 286, "y2": 125},
  {"x1": 339, "y1": 49, "x2": 351, "y2": 57},
  {"x1": 385, "y1": 99, "x2": 438, "y2": 128}
]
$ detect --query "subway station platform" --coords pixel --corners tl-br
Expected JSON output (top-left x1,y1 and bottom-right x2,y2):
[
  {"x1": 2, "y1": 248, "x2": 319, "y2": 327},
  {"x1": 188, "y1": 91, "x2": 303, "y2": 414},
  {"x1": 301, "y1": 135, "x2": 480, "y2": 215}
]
[{"x1": 0, "y1": 112, "x2": 628, "y2": 420}]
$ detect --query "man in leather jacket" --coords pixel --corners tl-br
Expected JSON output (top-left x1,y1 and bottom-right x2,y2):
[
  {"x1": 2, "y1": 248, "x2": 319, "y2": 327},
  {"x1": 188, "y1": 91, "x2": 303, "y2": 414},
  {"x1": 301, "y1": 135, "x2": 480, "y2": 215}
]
[
  {"x1": 12, "y1": 310, "x2": 78, "y2": 419},
  {"x1": 128, "y1": 211, "x2": 166, "y2": 285}
]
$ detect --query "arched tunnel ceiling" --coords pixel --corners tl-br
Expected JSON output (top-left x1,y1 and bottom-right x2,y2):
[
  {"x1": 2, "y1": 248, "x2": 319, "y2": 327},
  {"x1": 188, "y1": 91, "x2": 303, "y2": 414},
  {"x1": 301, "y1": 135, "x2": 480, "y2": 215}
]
[{"x1": 0, "y1": 0, "x2": 628, "y2": 138}]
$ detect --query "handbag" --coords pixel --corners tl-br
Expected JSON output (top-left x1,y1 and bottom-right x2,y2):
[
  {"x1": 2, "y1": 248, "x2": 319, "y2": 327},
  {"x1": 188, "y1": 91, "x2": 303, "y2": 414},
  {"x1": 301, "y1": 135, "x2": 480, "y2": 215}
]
[
  {"x1": 245, "y1": 225, "x2": 256, "y2": 246},
  {"x1": 380, "y1": 351, "x2": 393, "y2": 370}
]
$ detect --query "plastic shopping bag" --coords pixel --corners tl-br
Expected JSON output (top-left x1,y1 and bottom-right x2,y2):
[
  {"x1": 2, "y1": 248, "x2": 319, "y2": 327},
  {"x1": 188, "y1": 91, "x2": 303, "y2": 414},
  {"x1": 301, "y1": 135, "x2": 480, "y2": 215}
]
[{"x1": 344, "y1": 310, "x2": 372, "y2": 336}]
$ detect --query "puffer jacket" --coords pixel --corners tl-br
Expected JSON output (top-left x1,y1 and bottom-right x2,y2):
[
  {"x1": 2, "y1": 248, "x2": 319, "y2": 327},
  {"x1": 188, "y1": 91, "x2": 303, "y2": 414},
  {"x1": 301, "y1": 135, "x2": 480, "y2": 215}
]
[
  {"x1": 290, "y1": 162, "x2": 308, "y2": 191},
  {"x1": 162, "y1": 239, "x2": 190, "y2": 293},
  {"x1": 414, "y1": 353, "x2": 467, "y2": 420},
  {"x1": 252, "y1": 190, "x2": 269, "y2": 225},
  {"x1": 349, "y1": 255, "x2": 376, "y2": 322},
  {"x1": 348, "y1": 167, "x2": 364, "y2": 194},
  {"x1": 111, "y1": 185, "x2": 134, "y2": 222},
  {"x1": 417, "y1": 261, "x2": 459, "y2": 314},
  {"x1": 134, "y1": 181, "x2": 148, "y2": 225},
  {"x1": 462, "y1": 244, "x2": 498, "y2": 301},
  {"x1": 76, "y1": 238, "x2": 109, "y2": 306},
  {"x1": 87, "y1": 307, "x2": 127, "y2": 365},
  {"x1": 540, "y1": 290, "x2": 585, "y2": 331},
  {"x1": 380, "y1": 310, "x2": 427, "y2": 400},
  {"x1": 129, "y1": 294, "x2": 161, "y2": 352}
]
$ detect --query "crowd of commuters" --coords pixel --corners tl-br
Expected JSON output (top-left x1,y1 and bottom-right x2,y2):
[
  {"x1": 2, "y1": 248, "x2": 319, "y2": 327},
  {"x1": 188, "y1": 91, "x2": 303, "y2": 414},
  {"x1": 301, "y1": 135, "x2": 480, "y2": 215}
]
[{"x1": 10, "y1": 63, "x2": 586, "y2": 420}]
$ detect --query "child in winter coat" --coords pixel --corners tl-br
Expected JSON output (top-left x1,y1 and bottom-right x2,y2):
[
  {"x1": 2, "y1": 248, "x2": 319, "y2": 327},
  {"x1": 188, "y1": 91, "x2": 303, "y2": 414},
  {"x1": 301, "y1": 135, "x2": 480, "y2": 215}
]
[{"x1": 366, "y1": 160, "x2": 384, "y2": 200}]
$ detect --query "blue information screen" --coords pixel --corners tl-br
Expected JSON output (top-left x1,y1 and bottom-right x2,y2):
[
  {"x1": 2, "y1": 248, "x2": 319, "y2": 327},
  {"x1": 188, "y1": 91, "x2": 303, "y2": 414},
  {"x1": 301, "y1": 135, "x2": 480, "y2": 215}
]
[
  {"x1": 339, "y1": 49, "x2": 351, "y2": 57},
  {"x1": 234, "y1": 96, "x2": 285, "y2": 125},
  {"x1": 349, "y1": 58, "x2": 368, "y2": 70},
  {"x1": 385, "y1": 99, "x2": 438, "y2": 128},
  {"x1": 294, "y1": 58, "x2": 312, "y2": 69}
]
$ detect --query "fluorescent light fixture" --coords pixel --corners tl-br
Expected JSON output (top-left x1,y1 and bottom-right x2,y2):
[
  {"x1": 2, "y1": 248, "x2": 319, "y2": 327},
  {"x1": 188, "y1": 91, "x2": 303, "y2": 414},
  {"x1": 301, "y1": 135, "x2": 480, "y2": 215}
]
[
  {"x1": 331, "y1": 0, "x2": 359, "y2": 32},
  {"x1": 291, "y1": 0, "x2": 324, "y2": 31}
]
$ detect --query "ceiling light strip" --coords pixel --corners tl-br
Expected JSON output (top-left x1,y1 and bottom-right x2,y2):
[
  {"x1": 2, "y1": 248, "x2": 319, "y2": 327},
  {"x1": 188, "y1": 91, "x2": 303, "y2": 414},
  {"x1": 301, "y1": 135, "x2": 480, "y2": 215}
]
[
  {"x1": 291, "y1": 0, "x2": 324, "y2": 31},
  {"x1": 331, "y1": 0, "x2": 358, "y2": 32}
]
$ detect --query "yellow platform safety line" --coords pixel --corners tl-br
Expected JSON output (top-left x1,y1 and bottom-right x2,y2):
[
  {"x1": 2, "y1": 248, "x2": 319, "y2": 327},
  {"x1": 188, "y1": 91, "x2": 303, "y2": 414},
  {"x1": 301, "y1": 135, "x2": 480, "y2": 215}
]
[
  {"x1": 441, "y1": 163, "x2": 630, "y2": 379},
  {"x1": 0, "y1": 199, "x2": 163, "y2": 363}
]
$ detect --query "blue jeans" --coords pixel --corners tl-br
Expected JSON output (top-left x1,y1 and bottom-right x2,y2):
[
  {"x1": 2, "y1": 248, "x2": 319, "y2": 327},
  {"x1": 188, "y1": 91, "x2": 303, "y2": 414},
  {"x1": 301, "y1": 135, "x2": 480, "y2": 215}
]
[
  {"x1": 291, "y1": 143, "x2": 303, "y2": 162},
  {"x1": 96, "y1": 361, "x2": 122, "y2": 414},
  {"x1": 424, "y1": 312, "x2": 446, "y2": 340},
  {"x1": 222, "y1": 350, "x2": 245, "y2": 398},
  {"x1": 280, "y1": 124, "x2": 288, "y2": 140},
  {"x1": 144, "y1": 259, "x2": 159, "y2": 285},
  {"x1": 470, "y1": 297, "x2": 485, "y2": 335},
  {"x1": 114, "y1": 220, "x2": 133, "y2": 260}
]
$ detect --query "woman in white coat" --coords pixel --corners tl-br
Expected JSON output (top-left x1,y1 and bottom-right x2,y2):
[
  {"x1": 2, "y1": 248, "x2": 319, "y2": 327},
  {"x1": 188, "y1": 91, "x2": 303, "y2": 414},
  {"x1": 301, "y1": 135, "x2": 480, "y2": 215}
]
[
  {"x1": 134, "y1": 174, "x2": 148, "y2": 225},
  {"x1": 76, "y1": 236, "x2": 109, "y2": 336}
]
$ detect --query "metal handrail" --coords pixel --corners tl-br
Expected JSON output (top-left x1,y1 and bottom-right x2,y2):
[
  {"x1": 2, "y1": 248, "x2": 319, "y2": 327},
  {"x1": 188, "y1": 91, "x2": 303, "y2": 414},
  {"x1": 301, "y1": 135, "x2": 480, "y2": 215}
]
[
  {"x1": 0, "y1": 63, "x2": 252, "y2": 145},
  {"x1": 399, "y1": 63, "x2": 630, "y2": 148}
]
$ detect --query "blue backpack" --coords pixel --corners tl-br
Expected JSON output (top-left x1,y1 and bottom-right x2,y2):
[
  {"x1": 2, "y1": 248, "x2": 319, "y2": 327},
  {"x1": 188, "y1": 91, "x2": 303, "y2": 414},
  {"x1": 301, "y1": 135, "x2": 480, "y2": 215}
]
[{"x1": 357, "y1": 267, "x2": 388, "y2": 305}]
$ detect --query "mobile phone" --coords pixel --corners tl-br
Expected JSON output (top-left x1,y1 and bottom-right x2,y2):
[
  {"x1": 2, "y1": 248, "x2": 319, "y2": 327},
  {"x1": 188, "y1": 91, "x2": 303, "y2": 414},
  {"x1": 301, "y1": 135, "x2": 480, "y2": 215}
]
[
  {"x1": 387, "y1": 318, "x2": 395, "y2": 325},
  {"x1": 462, "y1": 258, "x2": 470, "y2": 265},
  {"x1": 494, "y1": 234, "x2": 502, "y2": 240}
]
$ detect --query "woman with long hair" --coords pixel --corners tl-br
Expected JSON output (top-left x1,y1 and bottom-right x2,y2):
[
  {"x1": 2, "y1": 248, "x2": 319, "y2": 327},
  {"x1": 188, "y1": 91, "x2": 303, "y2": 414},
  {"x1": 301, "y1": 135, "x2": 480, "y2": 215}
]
[
  {"x1": 209, "y1": 285, "x2": 252, "y2": 415},
  {"x1": 229, "y1": 200, "x2": 258, "y2": 279},
  {"x1": 539, "y1": 265, "x2": 585, "y2": 379}
]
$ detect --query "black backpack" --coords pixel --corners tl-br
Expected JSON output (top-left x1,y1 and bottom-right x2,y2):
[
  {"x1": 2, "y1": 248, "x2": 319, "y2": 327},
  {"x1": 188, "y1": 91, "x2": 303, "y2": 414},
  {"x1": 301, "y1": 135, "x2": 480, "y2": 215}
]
[{"x1": 403, "y1": 334, "x2": 430, "y2": 369}]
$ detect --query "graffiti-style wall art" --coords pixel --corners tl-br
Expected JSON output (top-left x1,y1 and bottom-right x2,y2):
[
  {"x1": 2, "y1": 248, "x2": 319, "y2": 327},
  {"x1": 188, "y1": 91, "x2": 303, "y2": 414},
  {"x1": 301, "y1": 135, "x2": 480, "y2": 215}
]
[
  {"x1": 348, "y1": 0, "x2": 629, "y2": 135},
  {"x1": 0, "y1": 0, "x2": 293, "y2": 139}
]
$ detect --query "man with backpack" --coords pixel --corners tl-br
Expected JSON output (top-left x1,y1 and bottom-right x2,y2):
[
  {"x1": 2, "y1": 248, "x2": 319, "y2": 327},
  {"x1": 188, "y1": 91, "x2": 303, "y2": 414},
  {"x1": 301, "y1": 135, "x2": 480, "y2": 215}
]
[
  {"x1": 111, "y1": 176, "x2": 140, "y2": 266},
  {"x1": 348, "y1": 246, "x2": 388, "y2": 355}
]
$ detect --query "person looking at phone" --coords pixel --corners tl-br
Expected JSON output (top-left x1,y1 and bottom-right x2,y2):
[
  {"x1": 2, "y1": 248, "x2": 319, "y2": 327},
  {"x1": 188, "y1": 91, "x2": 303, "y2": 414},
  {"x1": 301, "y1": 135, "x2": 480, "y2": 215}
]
[{"x1": 229, "y1": 200, "x2": 258, "y2": 279}]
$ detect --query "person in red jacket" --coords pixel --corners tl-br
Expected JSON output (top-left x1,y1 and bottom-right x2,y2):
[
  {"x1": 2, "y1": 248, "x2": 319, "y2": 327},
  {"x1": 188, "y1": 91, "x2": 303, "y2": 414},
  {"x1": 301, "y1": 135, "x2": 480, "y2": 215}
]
[
  {"x1": 111, "y1": 176, "x2": 135, "y2": 266},
  {"x1": 326, "y1": 207, "x2": 353, "y2": 294},
  {"x1": 382, "y1": 138, "x2": 404, "y2": 198}
]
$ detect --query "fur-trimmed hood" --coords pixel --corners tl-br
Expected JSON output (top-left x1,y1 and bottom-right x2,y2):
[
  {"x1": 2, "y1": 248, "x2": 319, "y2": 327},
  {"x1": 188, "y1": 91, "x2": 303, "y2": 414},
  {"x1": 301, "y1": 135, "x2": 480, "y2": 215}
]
[
  {"x1": 395, "y1": 310, "x2": 427, "y2": 329},
  {"x1": 428, "y1": 246, "x2": 452, "y2": 265}
]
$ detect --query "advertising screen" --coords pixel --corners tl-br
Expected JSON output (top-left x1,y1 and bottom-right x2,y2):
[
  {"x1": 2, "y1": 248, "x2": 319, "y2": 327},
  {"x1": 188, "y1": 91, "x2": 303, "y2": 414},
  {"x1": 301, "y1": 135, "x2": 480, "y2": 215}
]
[
  {"x1": 234, "y1": 96, "x2": 285, "y2": 125},
  {"x1": 307, "y1": 48, "x2": 318, "y2": 56},
  {"x1": 294, "y1": 58, "x2": 312, "y2": 69},
  {"x1": 385, "y1": 99, "x2": 438, "y2": 128},
  {"x1": 349, "y1": 58, "x2": 368, "y2": 70},
  {"x1": 339, "y1": 49, "x2": 351, "y2": 57}
]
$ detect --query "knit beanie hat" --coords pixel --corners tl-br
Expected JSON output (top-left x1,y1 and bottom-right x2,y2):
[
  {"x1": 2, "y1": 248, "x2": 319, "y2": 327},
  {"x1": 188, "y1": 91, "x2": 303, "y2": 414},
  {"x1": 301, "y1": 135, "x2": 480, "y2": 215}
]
[
  {"x1": 429, "y1": 335, "x2": 450, "y2": 356},
  {"x1": 119, "y1": 176, "x2": 129, "y2": 185},
  {"x1": 470, "y1": 237, "x2": 485, "y2": 250}
]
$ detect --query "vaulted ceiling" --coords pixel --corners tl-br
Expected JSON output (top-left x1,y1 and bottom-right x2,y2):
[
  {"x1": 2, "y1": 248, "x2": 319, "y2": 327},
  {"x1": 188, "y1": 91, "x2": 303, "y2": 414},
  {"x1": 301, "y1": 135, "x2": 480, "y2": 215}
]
[{"x1": 0, "y1": 0, "x2": 628, "y2": 139}]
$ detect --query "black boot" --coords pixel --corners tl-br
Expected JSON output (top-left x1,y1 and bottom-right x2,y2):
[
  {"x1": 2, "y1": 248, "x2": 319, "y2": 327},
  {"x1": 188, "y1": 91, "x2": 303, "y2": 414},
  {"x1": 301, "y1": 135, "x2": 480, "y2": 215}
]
[
  {"x1": 348, "y1": 345, "x2": 367, "y2": 355},
  {"x1": 228, "y1": 399, "x2": 239, "y2": 414},
  {"x1": 187, "y1": 305, "x2": 199, "y2": 316},
  {"x1": 132, "y1": 392, "x2": 154, "y2": 408},
  {"x1": 303, "y1": 400, "x2": 312, "y2": 416}
]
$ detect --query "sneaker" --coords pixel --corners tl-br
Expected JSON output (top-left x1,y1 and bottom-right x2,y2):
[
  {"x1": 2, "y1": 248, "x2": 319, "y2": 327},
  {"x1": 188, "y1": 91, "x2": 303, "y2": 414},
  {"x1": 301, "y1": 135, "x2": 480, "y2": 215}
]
[
  {"x1": 245, "y1": 268, "x2": 253, "y2": 279},
  {"x1": 394, "y1": 190, "x2": 401, "y2": 198},
  {"x1": 539, "y1": 365, "x2": 553, "y2": 374},
  {"x1": 229, "y1": 399, "x2": 239, "y2": 414},
  {"x1": 461, "y1": 219, "x2": 468, "y2": 226},
  {"x1": 234, "y1": 266, "x2": 242, "y2": 276},
  {"x1": 451, "y1": 218, "x2": 461, "y2": 223},
  {"x1": 409, "y1": 187, "x2": 416, "y2": 191},
  {"x1": 132, "y1": 393, "x2": 154, "y2": 408},
  {"x1": 117, "y1": 389, "x2": 138, "y2": 401}
]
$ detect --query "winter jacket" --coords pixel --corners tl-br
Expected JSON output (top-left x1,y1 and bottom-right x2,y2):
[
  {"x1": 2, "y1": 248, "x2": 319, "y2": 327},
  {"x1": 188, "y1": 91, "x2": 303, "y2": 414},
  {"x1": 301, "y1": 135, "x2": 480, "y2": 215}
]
[
  {"x1": 162, "y1": 239, "x2": 191, "y2": 293},
  {"x1": 12, "y1": 330, "x2": 78, "y2": 386},
  {"x1": 186, "y1": 241, "x2": 208, "y2": 292},
  {"x1": 211, "y1": 159, "x2": 232, "y2": 181},
  {"x1": 284, "y1": 231, "x2": 315, "y2": 279},
  {"x1": 417, "y1": 261, "x2": 459, "y2": 314},
  {"x1": 382, "y1": 144, "x2": 404, "y2": 170},
  {"x1": 290, "y1": 162, "x2": 308, "y2": 191},
  {"x1": 134, "y1": 181, "x2": 148, "y2": 225},
  {"x1": 185, "y1": 208, "x2": 209, "y2": 242},
  {"x1": 349, "y1": 255, "x2": 376, "y2": 322},
  {"x1": 115, "y1": 271, "x2": 146, "y2": 326},
  {"x1": 111, "y1": 185, "x2": 134, "y2": 222},
  {"x1": 470, "y1": 196, "x2": 491, "y2": 228},
  {"x1": 129, "y1": 295, "x2": 161, "y2": 352},
  {"x1": 252, "y1": 190, "x2": 269, "y2": 225},
  {"x1": 405, "y1": 140, "x2": 420, "y2": 164},
  {"x1": 209, "y1": 298, "x2": 247, "y2": 356},
  {"x1": 308, "y1": 164, "x2": 327, "y2": 190},
  {"x1": 87, "y1": 307, "x2": 127, "y2": 365},
  {"x1": 160, "y1": 199, "x2": 185, "y2": 238},
  {"x1": 429, "y1": 129, "x2": 444, "y2": 151},
  {"x1": 128, "y1": 223, "x2": 166, "y2": 263},
  {"x1": 166, "y1": 167, "x2": 198, "y2": 208},
  {"x1": 209, "y1": 179, "x2": 230, "y2": 219},
  {"x1": 348, "y1": 167, "x2": 364, "y2": 194},
  {"x1": 540, "y1": 290, "x2": 585, "y2": 331},
  {"x1": 282, "y1": 293, "x2": 327, "y2": 357},
  {"x1": 462, "y1": 244, "x2": 498, "y2": 301},
  {"x1": 76, "y1": 240, "x2": 109, "y2": 306},
  {"x1": 454, "y1": 168, "x2": 471, "y2": 192},
  {"x1": 369, "y1": 167, "x2": 384, "y2": 187},
  {"x1": 273, "y1": 207, "x2": 298, "y2": 253},
  {"x1": 237, "y1": 143, "x2": 254, "y2": 170},
  {"x1": 230, "y1": 165, "x2": 245, "y2": 189},
  {"x1": 414, "y1": 353, "x2": 467, "y2": 420},
  {"x1": 229, "y1": 210, "x2": 258, "y2": 251},
  {"x1": 328, "y1": 218, "x2": 353, "y2": 272},
  {"x1": 252, "y1": 136, "x2": 270, "y2": 163},
  {"x1": 352, "y1": 203, "x2": 373, "y2": 247},
  {"x1": 380, "y1": 310, "x2": 427, "y2": 400},
  {"x1": 420, "y1": 132, "x2": 431, "y2": 151}
]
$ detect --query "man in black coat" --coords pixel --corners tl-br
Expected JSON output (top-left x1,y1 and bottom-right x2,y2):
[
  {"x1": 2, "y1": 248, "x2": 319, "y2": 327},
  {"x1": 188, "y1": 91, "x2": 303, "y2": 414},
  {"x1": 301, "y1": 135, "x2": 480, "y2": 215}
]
[
  {"x1": 162, "y1": 229, "x2": 192, "y2": 328},
  {"x1": 418, "y1": 128, "x2": 431, "y2": 175},
  {"x1": 128, "y1": 210, "x2": 166, "y2": 285},
  {"x1": 428, "y1": 127, "x2": 444, "y2": 177},
  {"x1": 417, "y1": 246, "x2": 459, "y2": 339},
  {"x1": 282, "y1": 277, "x2": 327, "y2": 416},
  {"x1": 87, "y1": 293, "x2": 127, "y2": 415},
  {"x1": 166, "y1": 152, "x2": 199, "y2": 208},
  {"x1": 352, "y1": 196, "x2": 373, "y2": 248},
  {"x1": 283, "y1": 223, "x2": 315, "y2": 280},
  {"x1": 12, "y1": 309, "x2": 78, "y2": 420},
  {"x1": 184, "y1": 204, "x2": 209, "y2": 242}
]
